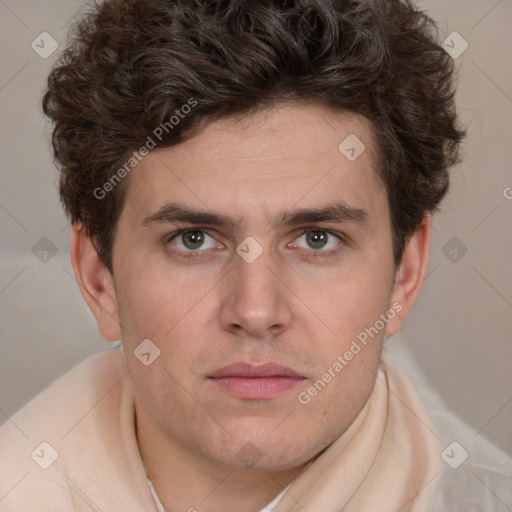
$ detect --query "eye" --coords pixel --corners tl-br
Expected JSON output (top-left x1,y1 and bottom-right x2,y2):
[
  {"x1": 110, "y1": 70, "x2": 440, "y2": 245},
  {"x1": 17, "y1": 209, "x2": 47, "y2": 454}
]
[
  {"x1": 291, "y1": 228, "x2": 343, "y2": 254},
  {"x1": 165, "y1": 227, "x2": 344, "y2": 261},
  {"x1": 167, "y1": 229, "x2": 220, "y2": 254}
]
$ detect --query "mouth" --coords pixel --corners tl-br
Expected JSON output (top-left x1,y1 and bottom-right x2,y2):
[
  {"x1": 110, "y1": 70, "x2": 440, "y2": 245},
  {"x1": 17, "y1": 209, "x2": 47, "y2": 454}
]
[{"x1": 208, "y1": 362, "x2": 306, "y2": 400}]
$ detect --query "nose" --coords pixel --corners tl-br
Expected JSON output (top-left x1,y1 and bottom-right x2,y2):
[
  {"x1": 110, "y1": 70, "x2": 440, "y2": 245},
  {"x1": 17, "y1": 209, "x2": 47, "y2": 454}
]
[{"x1": 219, "y1": 243, "x2": 292, "y2": 340}]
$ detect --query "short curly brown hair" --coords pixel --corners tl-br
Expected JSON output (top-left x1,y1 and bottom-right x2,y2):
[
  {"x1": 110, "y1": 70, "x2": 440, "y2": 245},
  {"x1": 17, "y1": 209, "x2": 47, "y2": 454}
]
[{"x1": 43, "y1": 0, "x2": 466, "y2": 274}]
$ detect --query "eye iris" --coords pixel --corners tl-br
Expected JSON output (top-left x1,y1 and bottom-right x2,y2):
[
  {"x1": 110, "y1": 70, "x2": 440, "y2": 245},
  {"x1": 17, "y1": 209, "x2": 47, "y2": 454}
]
[
  {"x1": 179, "y1": 230, "x2": 330, "y2": 251},
  {"x1": 183, "y1": 230, "x2": 204, "y2": 250},
  {"x1": 306, "y1": 230, "x2": 328, "y2": 249}
]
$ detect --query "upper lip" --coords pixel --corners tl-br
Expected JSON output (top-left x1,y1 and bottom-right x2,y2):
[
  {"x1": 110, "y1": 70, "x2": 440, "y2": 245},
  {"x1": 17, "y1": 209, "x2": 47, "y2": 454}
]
[{"x1": 209, "y1": 362, "x2": 304, "y2": 379}]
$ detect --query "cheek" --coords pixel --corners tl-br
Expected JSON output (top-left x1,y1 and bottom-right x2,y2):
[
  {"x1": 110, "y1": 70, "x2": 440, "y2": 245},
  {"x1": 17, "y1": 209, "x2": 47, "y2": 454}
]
[
  {"x1": 295, "y1": 260, "x2": 392, "y2": 413},
  {"x1": 307, "y1": 264, "x2": 392, "y2": 346},
  {"x1": 115, "y1": 259, "x2": 207, "y2": 342},
  {"x1": 126, "y1": 354, "x2": 206, "y2": 446},
  {"x1": 115, "y1": 265, "x2": 211, "y2": 391}
]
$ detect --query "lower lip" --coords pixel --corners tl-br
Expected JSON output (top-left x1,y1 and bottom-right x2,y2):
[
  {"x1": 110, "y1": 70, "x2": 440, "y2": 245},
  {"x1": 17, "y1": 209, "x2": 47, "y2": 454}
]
[{"x1": 209, "y1": 376, "x2": 305, "y2": 399}]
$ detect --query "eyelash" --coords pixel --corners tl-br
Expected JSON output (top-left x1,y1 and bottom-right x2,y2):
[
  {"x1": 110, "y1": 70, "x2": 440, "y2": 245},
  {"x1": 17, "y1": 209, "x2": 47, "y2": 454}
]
[{"x1": 165, "y1": 227, "x2": 345, "y2": 261}]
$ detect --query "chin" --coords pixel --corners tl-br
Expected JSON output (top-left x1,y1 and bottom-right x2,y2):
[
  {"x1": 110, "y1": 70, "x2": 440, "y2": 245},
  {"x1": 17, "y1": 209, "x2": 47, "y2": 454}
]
[{"x1": 210, "y1": 422, "x2": 326, "y2": 472}]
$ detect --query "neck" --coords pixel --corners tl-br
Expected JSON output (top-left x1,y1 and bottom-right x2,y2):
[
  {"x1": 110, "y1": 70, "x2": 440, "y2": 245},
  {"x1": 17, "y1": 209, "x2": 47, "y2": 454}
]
[{"x1": 135, "y1": 402, "x2": 311, "y2": 512}]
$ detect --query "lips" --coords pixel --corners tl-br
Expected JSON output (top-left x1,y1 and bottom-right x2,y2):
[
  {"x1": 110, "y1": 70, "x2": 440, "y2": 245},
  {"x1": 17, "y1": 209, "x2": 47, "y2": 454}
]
[
  {"x1": 208, "y1": 362, "x2": 305, "y2": 399},
  {"x1": 210, "y1": 362, "x2": 303, "y2": 379}
]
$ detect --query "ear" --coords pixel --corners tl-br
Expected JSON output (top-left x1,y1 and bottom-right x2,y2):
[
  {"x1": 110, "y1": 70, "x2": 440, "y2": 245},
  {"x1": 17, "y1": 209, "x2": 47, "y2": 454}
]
[
  {"x1": 70, "y1": 222, "x2": 121, "y2": 342},
  {"x1": 385, "y1": 213, "x2": 432, "y2": 335}
]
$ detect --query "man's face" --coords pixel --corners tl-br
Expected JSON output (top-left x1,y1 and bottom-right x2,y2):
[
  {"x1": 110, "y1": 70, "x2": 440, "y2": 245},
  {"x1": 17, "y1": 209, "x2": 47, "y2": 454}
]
[{"x1": 110, "y1": 103, "x2": 397, "y2": 471}]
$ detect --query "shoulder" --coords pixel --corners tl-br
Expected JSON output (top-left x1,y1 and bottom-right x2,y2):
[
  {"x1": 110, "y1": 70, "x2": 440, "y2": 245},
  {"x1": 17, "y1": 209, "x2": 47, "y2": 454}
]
[
  {"x1": 427, "y1": 392, "x2": 512, "y2": 511},
  {"x1": 0, "y1": 348, "x2": 127, "y2": 443},
  {"x1": 432, "y1": 462, "x2": 512, "y2": 512},
  {"x1": 383, "y1": 337, "x2": 512, "y2": 511},
  {"x1": 0, "y1": 349, "x2": 129, "y2": 511}
]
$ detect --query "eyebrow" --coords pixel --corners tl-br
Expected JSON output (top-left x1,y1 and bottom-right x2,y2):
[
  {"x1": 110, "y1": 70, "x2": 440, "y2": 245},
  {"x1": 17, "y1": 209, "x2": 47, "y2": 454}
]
[{"x1": 140, "y1": 201, "x2": 369, "y2": 230}]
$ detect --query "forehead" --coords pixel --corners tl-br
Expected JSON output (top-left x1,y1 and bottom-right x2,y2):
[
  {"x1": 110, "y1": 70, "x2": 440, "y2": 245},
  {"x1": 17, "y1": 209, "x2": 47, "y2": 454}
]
[{"x1": 121, "y1": 103, "x2": 386, "y2": 228}]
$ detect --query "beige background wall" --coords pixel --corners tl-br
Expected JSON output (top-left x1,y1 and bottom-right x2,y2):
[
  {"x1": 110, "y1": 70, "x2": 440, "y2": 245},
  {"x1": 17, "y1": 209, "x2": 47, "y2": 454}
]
[{"x1": 1, "y1": 0, "x2": 511, "y2": 457}]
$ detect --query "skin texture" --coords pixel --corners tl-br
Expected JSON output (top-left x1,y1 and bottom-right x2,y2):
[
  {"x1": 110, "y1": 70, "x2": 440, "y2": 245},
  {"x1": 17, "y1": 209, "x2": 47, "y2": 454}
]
[{"x1": 71, "y1": 103, "x2": 431, "y2": 511}]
